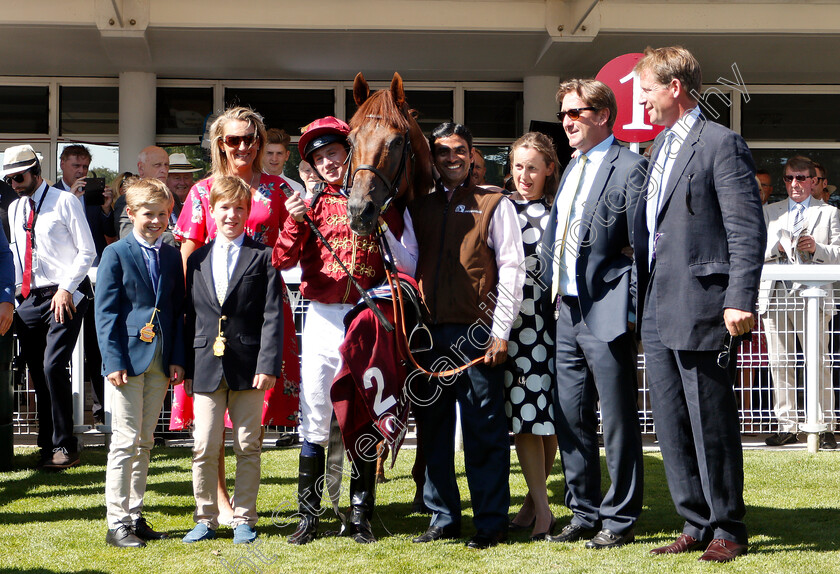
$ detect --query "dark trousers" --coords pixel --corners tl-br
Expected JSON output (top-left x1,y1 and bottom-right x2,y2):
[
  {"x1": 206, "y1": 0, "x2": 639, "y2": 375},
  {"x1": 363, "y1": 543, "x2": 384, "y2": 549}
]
[
  {"x1": 641, "y1": 278, "x2": 747, "y2": 544},
  {"x1": 554, "y1": 296, "x2": 644, "y2": 534},
  {"x1": 15, "y1": 290, "x2": 89, "y2": 453},
  {"x1": 83, "y1": 300, "x2": 104, "y2": 420},
  {"x1": 413, "y1": 324, "x2": 510, "y2": 534}
]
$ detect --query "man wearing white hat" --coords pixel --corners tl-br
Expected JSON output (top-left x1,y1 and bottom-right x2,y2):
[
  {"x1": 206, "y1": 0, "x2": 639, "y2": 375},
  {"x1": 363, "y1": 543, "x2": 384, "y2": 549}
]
[
  {"x1": 3, "y1": 144, "x2": 96, "y2": 469},
  {"x1": 166, "y1": 152, "x2": 201, "y2": 213}
]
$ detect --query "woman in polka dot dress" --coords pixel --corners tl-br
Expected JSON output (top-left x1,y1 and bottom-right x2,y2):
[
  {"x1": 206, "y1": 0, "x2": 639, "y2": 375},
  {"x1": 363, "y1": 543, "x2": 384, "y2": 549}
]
[{"x1": 504, "y1": 132, "x2": 561, "y2": 541}]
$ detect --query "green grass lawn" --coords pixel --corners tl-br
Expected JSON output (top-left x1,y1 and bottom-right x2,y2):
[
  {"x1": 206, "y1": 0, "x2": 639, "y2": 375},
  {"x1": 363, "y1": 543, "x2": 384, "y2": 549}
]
[{"x1": 1, "y1": 445, "x2": 838, "y2": 574}]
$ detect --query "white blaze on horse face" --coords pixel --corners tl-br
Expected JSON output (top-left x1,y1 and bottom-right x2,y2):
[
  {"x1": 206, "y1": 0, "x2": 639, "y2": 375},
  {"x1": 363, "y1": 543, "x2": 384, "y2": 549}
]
[
  {"x1": 433, "y1": 134, "x2": 471, "y2": 190},
  {"x1": 312, "y1": 142, "x2": 348, "y2": 185}
]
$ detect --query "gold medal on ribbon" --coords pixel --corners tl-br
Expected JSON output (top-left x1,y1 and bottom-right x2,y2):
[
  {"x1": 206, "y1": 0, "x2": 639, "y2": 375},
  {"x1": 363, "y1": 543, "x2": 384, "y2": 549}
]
[
  {"x1": 139, "y1": 308, "x2": 159, "y2": 343},
  {"x1": 139, "y1": 323, "x2": 156, "y2": 343},
  {"x1": 213, "y1": 315, "x2": 227, "y2": 357}
]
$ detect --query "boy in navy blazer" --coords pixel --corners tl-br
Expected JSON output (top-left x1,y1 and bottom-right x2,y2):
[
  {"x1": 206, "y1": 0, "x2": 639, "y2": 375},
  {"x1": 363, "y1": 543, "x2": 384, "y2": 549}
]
[
  {"x1": 96, "y1": 178, "x2": 185, "y2": 548},
  {"x1": 182, "y1": 175, "x2": 283, "y2": 545}
]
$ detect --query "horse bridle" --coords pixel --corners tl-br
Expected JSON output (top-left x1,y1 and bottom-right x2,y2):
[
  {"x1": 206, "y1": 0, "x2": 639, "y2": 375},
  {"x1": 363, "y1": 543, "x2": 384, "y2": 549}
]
[{"x1": 342, "y1": 118, "x2": 412, "y2": 216}]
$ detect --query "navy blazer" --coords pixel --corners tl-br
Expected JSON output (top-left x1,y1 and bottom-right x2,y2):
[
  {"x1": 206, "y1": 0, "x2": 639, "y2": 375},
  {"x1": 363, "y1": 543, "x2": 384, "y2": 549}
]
[
  {"x1": 539, "y1": 139, "x2": 647, "y2": 343},
  {"x1": 95, "y1": 233, "x2": 185, "y2": 377},
  {"x1": 633, "y1": 114, "x2": 767, "y2": 351},
  {"x1": 185, "y1": 236, "x2": 284, "y2": 392}
]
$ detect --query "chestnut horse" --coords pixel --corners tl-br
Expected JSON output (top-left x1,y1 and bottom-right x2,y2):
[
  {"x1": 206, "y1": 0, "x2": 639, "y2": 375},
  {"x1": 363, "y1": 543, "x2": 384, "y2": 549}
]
[{"x1": 345, "y1": 72, "x2": 433, "y2": 236}]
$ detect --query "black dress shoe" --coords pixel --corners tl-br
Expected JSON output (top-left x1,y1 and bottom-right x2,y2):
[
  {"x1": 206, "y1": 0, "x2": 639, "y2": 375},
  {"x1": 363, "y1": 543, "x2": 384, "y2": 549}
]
[
  {"x1": 466, "y1": 531, "x2": 507, "y2": 549},
  {"x1": 412, "y1": 524, "x2": 460, "y2": 543},
  {"x1": 585, "y1": 528, "x2": 635, "y2": 549},
  {"x1": 133, "y1": 517, "x2": 169, "y2": 540},
  {"x1": 106, "y1": 525, "x2": 146, "y2": 548},
  {"x1": 765, "y1": 432, "x2": 798, "y2": 446},
  {"x1": 547, "y1": 523, "x2": 598, "y2": 543},
  {"x1": 820, "y1": 432, "x2": 837, "y2": 449}
]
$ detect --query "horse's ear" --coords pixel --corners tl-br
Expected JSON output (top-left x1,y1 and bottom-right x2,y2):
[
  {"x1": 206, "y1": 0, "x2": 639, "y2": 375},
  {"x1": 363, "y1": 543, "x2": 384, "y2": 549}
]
[
  {"x1": 390, "y1": 72, "x2": 405, "y2": 107},
  {"x1": 353, "y1": 73, "x2": 370, "y2": 106}
]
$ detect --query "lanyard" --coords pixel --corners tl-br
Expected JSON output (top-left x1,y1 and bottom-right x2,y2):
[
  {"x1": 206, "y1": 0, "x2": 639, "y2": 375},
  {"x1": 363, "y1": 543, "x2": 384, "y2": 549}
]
[{"x1": 19, "y1": 184, "x2": 50, "y2": 251}]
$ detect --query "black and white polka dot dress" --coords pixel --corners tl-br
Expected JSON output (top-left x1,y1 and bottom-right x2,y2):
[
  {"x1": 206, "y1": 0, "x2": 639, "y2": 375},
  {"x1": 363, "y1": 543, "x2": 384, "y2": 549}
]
[{"x1": 504, "y1": 197, "x2": 556, "y2": 435}]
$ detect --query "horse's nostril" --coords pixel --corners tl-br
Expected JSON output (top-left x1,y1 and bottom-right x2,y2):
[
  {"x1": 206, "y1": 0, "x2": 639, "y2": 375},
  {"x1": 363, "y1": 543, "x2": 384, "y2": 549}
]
[{"x1": 362, "y1": 202, "x2": 377, "y2": 219}]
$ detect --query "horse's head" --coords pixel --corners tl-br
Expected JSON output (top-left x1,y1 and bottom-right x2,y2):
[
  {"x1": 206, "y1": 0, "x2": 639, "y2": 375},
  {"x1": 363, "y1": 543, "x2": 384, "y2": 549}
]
[{"x1": 346, "y1": 72, "x2": 432, "y2": 236}]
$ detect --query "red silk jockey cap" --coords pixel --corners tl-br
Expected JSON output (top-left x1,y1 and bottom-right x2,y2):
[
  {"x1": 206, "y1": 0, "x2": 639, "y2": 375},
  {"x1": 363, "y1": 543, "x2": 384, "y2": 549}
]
[{"x1": 298, "y1": 116, "x2": 350, "y2": 164}]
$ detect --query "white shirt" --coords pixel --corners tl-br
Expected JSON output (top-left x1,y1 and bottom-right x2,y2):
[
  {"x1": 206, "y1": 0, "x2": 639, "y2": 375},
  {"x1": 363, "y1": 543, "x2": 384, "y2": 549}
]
[
  {"x1": 443, "y1": 185, "x2": 525, "y2": 340},
  {"x1": 646, "y1": 106, "x2": 701, "y2": 266},
  {"x1": 556, "y1": 135, "x2": 614, "y2": 297},
  {"x1": 8, "y1": 181, "x2": 96, "y2": 305},
  {"x1": 382, "y1": 210, "x2": 419, "y2": 278},
  {"x1": 212, "y1": 232, "x2": 245, "y2": 301}
]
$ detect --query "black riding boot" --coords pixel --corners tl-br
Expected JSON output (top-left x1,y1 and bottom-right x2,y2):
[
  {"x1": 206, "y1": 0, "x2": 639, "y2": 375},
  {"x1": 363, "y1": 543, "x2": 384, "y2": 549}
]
[
  {"x1": 288, "y1": 452, "x2": 326, "y2": 545},
  {"x1": 347, "y1": 458, "x2": 378, "y2": 543}
]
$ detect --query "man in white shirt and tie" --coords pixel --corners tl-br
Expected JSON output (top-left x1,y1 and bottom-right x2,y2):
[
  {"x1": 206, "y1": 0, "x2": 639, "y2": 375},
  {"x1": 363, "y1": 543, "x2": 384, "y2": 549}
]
[
  {"x1": 3, "y1": 144, "x2": 96, "y2": 470},
  {"x1": 540, "y1": 79, "x2": 646, "y2": 550},
  {"x1": 760, "y1": 155, "x2": 840, "y2": 449}
]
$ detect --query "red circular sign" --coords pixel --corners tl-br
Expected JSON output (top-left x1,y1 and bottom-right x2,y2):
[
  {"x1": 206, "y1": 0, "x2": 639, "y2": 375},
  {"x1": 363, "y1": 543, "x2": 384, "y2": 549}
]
[{"x1": 595, "y1": 53, "x2": 664, "y2": 143}]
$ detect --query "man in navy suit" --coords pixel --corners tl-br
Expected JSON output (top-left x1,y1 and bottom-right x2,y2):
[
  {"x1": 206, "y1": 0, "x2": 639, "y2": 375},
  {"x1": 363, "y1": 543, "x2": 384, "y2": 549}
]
[
  {"x1": 633, "y1": 46, "x2": 766, "y2": 563},
  {"x1": 54, "y1": 144, "x2": 115, "y2": 425},
  {"x1": 540, "y1": 79, "x2": 646, "y2": 549},
  {"x1": 183, "y1": 175, "x2": 284, "y2": 545},
  {"x1": 96, "y1": 178, "x2": 185, "y2": 547}
]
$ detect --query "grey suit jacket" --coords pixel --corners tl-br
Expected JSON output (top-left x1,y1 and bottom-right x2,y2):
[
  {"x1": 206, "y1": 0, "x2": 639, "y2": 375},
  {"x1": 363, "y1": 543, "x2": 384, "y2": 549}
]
[
  {"x1": 633, "y1": 114, "x2": 767, "y2": 351},
  {"x1": 758, "y1": 197, "x2": 840, "y2": 314},
  {"x1": 538, "y1": 138, "x2": 647, "y2": 343}
]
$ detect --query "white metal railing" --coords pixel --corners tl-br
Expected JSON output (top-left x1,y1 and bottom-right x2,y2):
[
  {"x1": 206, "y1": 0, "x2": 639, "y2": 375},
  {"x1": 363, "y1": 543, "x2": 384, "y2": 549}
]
[{"x1": 12, "y1": 265, "x2": 840, "y2": 452}]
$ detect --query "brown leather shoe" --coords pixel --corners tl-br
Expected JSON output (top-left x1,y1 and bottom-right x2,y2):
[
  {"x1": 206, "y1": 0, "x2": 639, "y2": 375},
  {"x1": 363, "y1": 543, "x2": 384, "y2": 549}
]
[
  {"x1": 650, "y1": 533, "x2": 708, "y2": 555},
  {"x1": 698, "y1": 538, "x2": 748, "y2": 563}
]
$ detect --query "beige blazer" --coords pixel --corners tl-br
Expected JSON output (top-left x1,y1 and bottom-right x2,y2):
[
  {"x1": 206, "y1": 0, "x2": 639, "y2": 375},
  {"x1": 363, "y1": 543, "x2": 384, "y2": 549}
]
[{"x1": 759, "y1": 197, "x2": 840, "y2": 314}]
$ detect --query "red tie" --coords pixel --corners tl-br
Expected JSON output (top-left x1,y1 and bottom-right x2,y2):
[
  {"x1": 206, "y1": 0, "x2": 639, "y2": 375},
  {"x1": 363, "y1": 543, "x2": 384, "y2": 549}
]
[{"x1": 21, "y1": 198, "x2": 35, "y2": 299}]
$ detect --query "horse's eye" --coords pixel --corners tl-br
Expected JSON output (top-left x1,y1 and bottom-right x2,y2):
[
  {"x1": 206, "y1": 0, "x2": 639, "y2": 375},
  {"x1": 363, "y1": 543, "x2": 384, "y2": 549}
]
[{"x1": 390, "y1": 137, "x2": 403, "y2": 150}]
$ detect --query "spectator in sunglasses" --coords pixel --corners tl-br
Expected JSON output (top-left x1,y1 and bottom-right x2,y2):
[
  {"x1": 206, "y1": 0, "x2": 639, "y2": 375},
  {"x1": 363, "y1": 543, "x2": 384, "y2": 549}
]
[{"x1": 760, "y1": 154, "x2": 840, "y2": 450}]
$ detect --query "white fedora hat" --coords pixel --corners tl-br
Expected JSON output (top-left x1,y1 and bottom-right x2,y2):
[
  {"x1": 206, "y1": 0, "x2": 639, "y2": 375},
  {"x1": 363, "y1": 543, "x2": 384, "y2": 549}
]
[
  {"x1": 1, "y1": 144, "x2": 40, "y2": 178},
  {"x1": 168, "y1": 152, "x2": 201, "y2": 174}
]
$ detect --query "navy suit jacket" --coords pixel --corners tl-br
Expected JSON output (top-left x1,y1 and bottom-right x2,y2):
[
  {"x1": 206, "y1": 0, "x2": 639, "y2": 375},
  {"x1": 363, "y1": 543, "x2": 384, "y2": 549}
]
[
  {"x1": 54, "y1": 179, "x2": 115, "y2": 263},
  {"x1": 95, "y1": 233, "x2": 185, "y2": 377},
  {"x1": 185, "y1": 236, "x2": 284, "y2": 392},
  {"x1": 539, "y1": 139, "x2": 647, "y2": 343},
  {"x1": 633, "y1": 114, "x2": 767, "y2": 351}
]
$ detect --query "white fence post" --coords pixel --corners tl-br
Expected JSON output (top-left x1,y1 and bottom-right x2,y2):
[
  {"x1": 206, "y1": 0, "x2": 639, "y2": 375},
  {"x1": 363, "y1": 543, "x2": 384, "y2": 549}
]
[{"x1": 800, "y1": 285, "x2": 828, "y2": 453}]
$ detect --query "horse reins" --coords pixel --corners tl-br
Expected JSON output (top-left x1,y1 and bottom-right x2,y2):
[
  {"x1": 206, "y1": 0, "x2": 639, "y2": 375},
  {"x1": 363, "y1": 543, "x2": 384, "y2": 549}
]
[
  {"x1": 277, "y1": 181, "x2": 394, "y2": 332},
  {"x1": 342, "y1": 119, "x2": 412, "y2": 215},
  {"x1": 378, "y1": 233, "x2": 484, "y2": 378}
]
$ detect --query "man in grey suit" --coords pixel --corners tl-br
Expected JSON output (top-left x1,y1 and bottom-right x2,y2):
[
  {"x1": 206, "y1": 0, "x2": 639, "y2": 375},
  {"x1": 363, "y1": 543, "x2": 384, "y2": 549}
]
[
  {"x1": 540, "y1": 79, "x2": 646, "y2": 549},
  {"x1": 633, "y1": 46, "x2": 766, "y2": 563},
  {"x1": 760, "y1": 155, "x2": 840, "y2": 449}
]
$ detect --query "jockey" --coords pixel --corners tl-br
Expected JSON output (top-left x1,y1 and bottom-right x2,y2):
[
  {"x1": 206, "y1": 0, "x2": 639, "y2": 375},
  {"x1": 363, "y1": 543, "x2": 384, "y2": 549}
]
[{"x1": 273, "y1": 116, "x2": 418, "y2": 544}]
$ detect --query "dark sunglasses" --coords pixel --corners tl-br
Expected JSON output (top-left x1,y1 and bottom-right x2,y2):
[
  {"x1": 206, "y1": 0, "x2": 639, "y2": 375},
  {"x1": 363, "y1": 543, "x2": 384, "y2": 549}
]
[
  {"x1": 717, "y1": 332, "x2": 752, "y2": 369},
  {"x1": 4, "y1": 172, "x2": 26, "y2": 185},
  {"x1": 557, "y1": 107, "x2": 599, "y2": 121},
  {"x1": 222, "y1": 133, "x2": 259, "y2": 148},
  {"x1": 783, "y1": 174, "x2": 812, "y2": 183}
]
